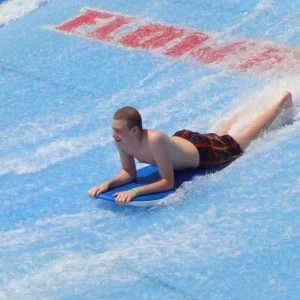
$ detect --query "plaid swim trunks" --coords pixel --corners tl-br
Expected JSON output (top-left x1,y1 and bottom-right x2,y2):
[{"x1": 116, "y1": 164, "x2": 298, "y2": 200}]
[{"x1": 173, "y1": 129, "x2": 242, "y2": 168}]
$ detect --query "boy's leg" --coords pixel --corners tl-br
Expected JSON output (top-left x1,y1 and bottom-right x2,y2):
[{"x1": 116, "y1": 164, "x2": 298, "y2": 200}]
[
  {"x1": 231, "y1": 91, "x2": 293, "y2": 150},
  {"x1": 217, "y1": 116, "x2": 238, "y2": 136}
]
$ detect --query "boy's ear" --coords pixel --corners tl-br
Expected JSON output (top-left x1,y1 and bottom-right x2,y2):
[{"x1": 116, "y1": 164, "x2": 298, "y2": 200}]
[
  {"x1": 132, "y1": 125, "x2": 142, "y2": 134},
  {"x1": 132, "y1": 125, "x2": 139, "y2": 133}
]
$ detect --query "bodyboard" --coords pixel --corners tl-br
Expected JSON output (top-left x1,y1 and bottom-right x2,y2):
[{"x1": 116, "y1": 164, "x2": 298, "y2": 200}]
[{"x1": 97, "y1": 165, "x2": 210, "y2": 206}]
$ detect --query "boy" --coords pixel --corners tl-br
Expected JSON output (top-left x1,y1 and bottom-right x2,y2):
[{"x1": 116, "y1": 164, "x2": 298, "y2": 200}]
[{"x1": 88, "y1": 91, "x2": 293, "y2": 205}]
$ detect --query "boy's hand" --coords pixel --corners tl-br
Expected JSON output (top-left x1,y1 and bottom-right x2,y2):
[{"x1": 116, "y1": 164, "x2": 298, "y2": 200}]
[
  {"x1": 87, "y1": 182, "x2": 110, "y2": 199},
  {"x1": 113, "y1": 190, "x2": 136, "y2": 205}
]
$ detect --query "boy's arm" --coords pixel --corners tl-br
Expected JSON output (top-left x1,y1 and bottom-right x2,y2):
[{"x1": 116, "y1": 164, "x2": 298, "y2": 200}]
[
  {"x1": 88, "y1": 145, "x2": 136, "y2": 199},
  {"x1": 114, "y1": 133, "x2": 174, "y2": 205}
]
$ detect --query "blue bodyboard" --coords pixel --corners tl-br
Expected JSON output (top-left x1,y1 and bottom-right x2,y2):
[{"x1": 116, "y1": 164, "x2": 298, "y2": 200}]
[{"x1": 97, "y1": 165, "x2": 210, "y2": 206}]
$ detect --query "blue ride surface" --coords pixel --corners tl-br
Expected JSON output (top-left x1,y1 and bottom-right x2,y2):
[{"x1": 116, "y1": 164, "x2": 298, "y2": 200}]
[
  {"x1": 98, "y1": 165, "x2": 212, "y2": 206},
  {"x1": 0, "y1": 1, "x2": 299, "y2": 299}
]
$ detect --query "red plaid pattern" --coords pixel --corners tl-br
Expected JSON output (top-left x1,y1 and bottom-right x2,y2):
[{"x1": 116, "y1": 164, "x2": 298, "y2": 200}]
[{"x1": 173, "y1": 130, "x2": 242, "y2": 168}]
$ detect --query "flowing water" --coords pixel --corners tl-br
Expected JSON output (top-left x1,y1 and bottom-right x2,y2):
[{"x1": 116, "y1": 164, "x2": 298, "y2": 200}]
[{"x1": 0, "y1": 0, "x2": 299, "y2": 299}]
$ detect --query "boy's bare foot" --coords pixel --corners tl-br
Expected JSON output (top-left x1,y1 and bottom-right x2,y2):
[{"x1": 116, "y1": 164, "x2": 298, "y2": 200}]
[{"x1": 281, "y1": 91, "x2": 293, "y2": 110}]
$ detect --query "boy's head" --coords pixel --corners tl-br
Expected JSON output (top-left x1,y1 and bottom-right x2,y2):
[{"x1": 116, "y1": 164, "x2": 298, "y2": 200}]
[{"x1": 113, "y1": 106, "x2": 143, "y2": 132}]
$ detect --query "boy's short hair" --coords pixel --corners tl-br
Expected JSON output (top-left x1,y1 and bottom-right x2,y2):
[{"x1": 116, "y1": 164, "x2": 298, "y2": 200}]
[{"x1": 113, "y1": 106, "x2": 143, "y2": 131}]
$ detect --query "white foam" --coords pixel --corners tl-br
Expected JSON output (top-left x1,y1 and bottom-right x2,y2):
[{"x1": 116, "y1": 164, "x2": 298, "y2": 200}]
[
  {"x1": 0, "y1": 0, "x2": 52, "y2": 26},
  {"x1": 2, "y1": 193, "x2": 292, "y2": 299},
  {"x1": 0, "y1": 127, "x2": 110, "y2": 175},
  {"x1": 220, "y1": 0, "x2": 274, "y2": 38},
  {"x1": 0, "y1": 209, "x2": 254, "y2": 298},
  {"x1": 0, "y1": 210, "x2": 118, "y2": 250},
  {"x1": 209, "y1": 77, "x2": 300, "y2": 135}
]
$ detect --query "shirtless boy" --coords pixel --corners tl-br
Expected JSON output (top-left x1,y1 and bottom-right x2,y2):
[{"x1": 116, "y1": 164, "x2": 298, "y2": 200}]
[{"x1": 88, "y1": 91, "x2": 293, "y2": 205}]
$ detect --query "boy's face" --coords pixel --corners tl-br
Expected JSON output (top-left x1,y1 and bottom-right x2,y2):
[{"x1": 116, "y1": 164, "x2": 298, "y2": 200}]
[{"x1": 112, "y1": 118, "x2": 134, "y2": 143}]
